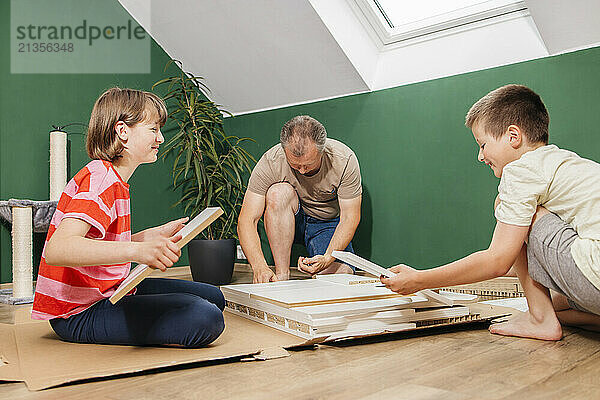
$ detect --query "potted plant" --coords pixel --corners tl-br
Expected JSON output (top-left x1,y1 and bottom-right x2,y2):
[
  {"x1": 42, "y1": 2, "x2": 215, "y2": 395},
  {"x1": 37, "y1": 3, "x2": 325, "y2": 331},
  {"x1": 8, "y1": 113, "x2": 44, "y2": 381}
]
[{"x1": 153, "y1": 60, "x2": 255, "y2": 285}]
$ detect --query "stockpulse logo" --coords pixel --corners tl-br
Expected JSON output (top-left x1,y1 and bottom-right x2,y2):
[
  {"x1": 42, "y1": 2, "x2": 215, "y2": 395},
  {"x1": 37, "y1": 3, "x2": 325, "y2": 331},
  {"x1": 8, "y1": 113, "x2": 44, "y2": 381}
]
[{"x1": 15, "y1": 19, "x2": 147, "y2": 46}]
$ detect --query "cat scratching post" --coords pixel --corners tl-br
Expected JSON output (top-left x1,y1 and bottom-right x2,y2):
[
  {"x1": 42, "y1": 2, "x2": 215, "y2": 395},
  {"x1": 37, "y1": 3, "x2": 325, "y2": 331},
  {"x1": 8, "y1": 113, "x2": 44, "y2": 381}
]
[
  {"x1": 10, "y1": 206, "x2": 33, "y2": 301},
  {"x1": 50, "y1": 130, "x2": 67, "y2": 201},
  {"x1": 0, "y1": 204, "x2": 34, "y2": 304},
  {"x1": 0, "y1": 129, "x2": 66, "y2": 304},
  {"x1": 0, "y1": 200, "x2": 58, "y2": 304}
]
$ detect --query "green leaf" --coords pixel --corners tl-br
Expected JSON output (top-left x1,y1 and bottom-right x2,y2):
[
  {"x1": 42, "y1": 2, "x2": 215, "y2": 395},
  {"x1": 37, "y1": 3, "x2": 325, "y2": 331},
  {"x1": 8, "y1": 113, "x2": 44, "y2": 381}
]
[{"x1": 154, "y1": 60, "x2": 257, "y2": 238}]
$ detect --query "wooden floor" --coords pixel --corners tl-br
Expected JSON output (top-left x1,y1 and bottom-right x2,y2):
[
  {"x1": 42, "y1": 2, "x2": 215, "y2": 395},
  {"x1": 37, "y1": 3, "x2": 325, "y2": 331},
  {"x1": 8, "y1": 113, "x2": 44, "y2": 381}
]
[{"x1": 1, "y1": 266, "x2": 600, "y2": 399}]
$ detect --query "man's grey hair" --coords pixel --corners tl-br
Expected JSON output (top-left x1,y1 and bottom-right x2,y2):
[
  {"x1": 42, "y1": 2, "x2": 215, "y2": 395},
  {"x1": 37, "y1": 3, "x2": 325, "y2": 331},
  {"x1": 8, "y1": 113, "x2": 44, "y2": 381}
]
[{"x1": 280, "y1": 115, "x2": 327, "y2": 157}]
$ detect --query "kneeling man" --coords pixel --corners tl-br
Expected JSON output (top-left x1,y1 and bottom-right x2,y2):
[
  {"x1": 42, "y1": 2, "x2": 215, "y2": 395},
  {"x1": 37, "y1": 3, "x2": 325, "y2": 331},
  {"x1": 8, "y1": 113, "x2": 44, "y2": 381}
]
[{"x1": 238, "y1": 115, "x2": 362, "y2": 283}]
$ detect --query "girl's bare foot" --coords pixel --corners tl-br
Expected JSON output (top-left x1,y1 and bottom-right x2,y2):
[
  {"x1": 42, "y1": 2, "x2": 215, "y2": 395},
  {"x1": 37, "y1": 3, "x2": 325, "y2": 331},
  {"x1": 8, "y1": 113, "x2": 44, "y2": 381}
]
[{"x1": 489, "y1": 311, "x2": 562, "y2": 340}]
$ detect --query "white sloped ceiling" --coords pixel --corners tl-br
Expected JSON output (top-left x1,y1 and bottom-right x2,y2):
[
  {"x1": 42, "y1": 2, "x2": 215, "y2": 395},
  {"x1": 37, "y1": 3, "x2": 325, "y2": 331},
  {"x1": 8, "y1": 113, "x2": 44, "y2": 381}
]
[
  {"x1": 119, "y1": 0, "x2": 369, "y2": 115},
  {"x1": 120, "y1": 0, "x2": 600, "y2": 115}
]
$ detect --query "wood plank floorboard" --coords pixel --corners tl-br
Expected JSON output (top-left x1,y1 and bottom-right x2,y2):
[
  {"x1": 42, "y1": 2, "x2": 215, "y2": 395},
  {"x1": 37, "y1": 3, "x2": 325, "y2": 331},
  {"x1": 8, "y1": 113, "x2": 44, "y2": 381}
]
[{"x1": 1, "y1": 264, "x2": 599, "y2": 399}]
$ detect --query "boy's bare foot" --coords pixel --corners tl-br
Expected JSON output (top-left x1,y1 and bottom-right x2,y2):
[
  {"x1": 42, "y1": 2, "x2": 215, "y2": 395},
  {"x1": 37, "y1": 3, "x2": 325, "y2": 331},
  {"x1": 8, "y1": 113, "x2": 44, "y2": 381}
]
[{"x1": 489, "y1": 311, "x2": 562, "y2": 341}]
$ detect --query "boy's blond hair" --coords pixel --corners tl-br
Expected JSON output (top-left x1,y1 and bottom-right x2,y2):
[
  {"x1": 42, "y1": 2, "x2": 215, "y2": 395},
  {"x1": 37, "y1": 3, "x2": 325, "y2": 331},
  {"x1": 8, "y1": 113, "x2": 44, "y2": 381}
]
[
  {"x1": 465, "y1": 84, "x2": 549, "y2": 144},
  {"x1": 86, "y1": 87, "x2": 168, "y2": 162}
]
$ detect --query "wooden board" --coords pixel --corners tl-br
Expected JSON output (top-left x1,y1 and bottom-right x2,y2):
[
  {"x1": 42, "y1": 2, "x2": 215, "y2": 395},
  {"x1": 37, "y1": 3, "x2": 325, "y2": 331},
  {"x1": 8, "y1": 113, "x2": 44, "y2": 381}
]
[
  {"x1": 109, "y1": 207, "x2": 223, "y2": 304},
  {"x1": 222, "y1": 278, "x2": 480, "y2": 340},
  {"x1": 440, "y1": 277, "x2": 524, "y2": 298},
  {"x1": 221, "y1": 282, "x2": 477, "y2": 316},
  {"x1": 222, "y1": 284, "x2": 419, "y2": 339},
  {"x1": 332, "y1": 251, "x2": 455, "y2": 306},
  {"x1": 222, "y1": 278, "x2": 411, "y2": 308},
  {"x1": 225, "y1": 298, "x2": 474, "y2": 339},
  {"x1": 224, "y1": 297, "x2": 504, "y2": 341},
  {"x1": 312, "y1": 308, "x2": 418, "y2": 329},
  {"x1": 251, "y1": 287, "x2": 403, "y2": 308},
  {"x1": 292, "y1": 297, "x2": 426, "y2": 318},
  {"x1": 314, "y1": 274, "x2": 379, "y2": 285}
]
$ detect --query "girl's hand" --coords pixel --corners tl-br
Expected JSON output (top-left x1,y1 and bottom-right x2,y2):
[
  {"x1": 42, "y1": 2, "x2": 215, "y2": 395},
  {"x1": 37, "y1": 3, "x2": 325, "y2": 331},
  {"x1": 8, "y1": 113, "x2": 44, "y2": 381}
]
[
  {"x1": 134, "y1": 234, "x2": 182, "y2": 271},
  {"x1": 156, "y1": 217, "x2": 189, "y2": 240},
  {"x1": 134, "y1": 217, "x2": 189, "y2": 243},
  {"x1": 380, "y1": 264, "x2": 423, "y2": 295}
]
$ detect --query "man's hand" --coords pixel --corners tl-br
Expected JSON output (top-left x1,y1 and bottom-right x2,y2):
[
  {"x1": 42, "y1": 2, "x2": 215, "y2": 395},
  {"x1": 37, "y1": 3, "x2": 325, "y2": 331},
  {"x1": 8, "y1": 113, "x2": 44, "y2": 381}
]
[
  {"x1": 297, "y1": 254, "x2": 335, "y2": 275},
  {"x1": 253, "y1": 266, "x2": 278, "y2": 283},
  {"x1": 380, "y1": 264, "x2": 423, "y2": 295}
]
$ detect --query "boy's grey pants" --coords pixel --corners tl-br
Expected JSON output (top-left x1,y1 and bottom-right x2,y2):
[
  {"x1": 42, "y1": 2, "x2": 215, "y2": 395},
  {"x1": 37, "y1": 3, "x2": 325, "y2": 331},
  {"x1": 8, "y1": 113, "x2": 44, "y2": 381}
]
[{"x1": 527, "y1": 213, "x2": 600, "y2": 316}]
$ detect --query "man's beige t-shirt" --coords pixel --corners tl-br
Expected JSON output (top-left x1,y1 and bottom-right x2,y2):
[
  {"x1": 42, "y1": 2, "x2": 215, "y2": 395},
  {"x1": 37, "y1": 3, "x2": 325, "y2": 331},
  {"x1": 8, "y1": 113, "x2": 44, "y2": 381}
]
[
  {"x1": 247, "y1": 138, "x2": 362, "y2": 220},
  {"x1": 495, "y1": 145, "x2": 600, "y2": 290}
]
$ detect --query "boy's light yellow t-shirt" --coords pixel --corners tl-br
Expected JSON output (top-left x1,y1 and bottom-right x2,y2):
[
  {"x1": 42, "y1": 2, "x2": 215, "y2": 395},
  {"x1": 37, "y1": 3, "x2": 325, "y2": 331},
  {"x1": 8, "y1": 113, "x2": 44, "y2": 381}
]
[{"x1": 495, "y1": 145, "x2": 600, "y2": 290}]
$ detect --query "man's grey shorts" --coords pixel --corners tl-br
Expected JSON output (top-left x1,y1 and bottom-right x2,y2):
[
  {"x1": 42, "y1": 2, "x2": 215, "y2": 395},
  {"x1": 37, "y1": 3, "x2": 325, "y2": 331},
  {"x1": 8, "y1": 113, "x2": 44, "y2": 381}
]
[{"x1": 527, "y1": 213, "x2": 600, "y2": 315}]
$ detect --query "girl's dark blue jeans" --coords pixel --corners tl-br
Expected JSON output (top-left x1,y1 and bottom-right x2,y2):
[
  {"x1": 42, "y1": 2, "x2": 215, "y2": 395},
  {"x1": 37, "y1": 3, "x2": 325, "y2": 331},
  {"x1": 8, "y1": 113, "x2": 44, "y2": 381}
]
[{"x1": 50, "y1": 278, "x2": 225, "y2": 348}]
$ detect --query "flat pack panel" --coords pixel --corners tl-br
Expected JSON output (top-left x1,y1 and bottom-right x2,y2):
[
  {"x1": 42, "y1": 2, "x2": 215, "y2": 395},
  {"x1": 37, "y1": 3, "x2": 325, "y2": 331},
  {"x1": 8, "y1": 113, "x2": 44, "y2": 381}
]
[
  {"x1": 332, "y1": 251, "x2": 455, "y2": 306},
  {"x1": 110, "y1": 207, "x2": 223, "y2": 304},
  {"x1": 440, "y1": 277, "x2": 524, "y2": 298},
  {"x1": 313, "y1": 309, "x2": 418, "y2": 331},
  {"x1": 223, "y1": 278, "x2": 408, "y2": 308},
  {"x1": 314, "y1": 273, "x2": 379, "y2": 285},
  {"x1": 293, "y1": 296, "x2": 423, "y2": 318},
  {"x1": 222, "y1": 278, "x2": 490, "y2": 341}
]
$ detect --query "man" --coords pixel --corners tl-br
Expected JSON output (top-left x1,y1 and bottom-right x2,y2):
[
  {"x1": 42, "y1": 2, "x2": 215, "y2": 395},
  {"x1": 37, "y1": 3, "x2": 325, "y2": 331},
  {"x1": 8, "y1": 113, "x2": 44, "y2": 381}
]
[{"x1": 238, "y1": 115, "x2": 362, "y2": 283}]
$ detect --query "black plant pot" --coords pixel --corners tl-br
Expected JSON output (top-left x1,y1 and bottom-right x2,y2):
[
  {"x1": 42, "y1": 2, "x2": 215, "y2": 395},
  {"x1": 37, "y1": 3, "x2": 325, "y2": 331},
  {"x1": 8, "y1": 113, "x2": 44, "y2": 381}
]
[{"x1": 188, "y1": 238, "x2": 235, "y2": 286}]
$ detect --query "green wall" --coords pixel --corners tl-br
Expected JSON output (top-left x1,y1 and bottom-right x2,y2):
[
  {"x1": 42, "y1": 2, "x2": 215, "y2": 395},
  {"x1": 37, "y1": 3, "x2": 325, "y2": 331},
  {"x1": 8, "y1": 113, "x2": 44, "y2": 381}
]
[
  {"x1": 0, "y1": 0, "x2": 185, "y2": 283},
  {"x1": 225, "y1": 46, "x2": 600, "y2": 269},
  {"x1": 2, "y1": 0, "x2": 599, "y2": 282}
]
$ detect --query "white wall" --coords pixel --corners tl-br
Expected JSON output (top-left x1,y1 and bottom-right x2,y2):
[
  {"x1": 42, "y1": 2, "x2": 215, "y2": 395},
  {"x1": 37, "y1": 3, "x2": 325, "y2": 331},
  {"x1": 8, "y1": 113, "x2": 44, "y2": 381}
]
[{"x1": 525, "y1": 0, "x2": 600, "y2": 55}]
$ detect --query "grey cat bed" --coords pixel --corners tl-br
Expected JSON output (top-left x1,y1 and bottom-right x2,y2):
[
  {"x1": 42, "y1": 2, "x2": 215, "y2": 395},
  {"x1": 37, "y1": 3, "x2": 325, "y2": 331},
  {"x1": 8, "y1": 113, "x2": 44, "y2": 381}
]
[
  {"x1": 0, "y1": 288, "x2": 34, "y2": 305},
  {"x1": 0, "y1": 199, "x2": 58, "y2": 232}
]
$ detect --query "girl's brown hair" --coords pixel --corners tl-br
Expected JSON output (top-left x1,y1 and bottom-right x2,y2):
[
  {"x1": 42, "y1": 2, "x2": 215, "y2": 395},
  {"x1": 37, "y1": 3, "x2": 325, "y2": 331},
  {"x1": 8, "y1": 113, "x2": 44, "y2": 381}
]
[{"x1": 86, "y1": 87, "x2": 168, "y2": 161}]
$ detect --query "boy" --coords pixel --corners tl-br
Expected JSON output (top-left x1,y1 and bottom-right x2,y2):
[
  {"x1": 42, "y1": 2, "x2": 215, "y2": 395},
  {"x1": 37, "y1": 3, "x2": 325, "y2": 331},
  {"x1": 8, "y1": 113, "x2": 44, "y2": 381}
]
[{"x1": 381, "y1": 84, "x2": 600, "y2": 340}]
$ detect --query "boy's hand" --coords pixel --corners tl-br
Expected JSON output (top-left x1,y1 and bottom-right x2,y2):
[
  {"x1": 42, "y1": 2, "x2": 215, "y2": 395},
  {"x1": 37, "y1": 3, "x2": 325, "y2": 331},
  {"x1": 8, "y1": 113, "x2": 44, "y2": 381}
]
[
  {"x1": 297, "y1": 254, "x2": 334, "y2": 275},
  {"x1": 380, "y1": 264, "x2": 423, "y2": 295},
  {"x1": 135, "y1": 234, "x2": 182, "y2": 271}
]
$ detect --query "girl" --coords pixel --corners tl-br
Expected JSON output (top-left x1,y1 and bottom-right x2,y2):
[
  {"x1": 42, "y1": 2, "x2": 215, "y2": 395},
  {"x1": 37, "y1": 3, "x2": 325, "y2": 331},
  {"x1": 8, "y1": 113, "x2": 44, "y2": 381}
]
[{"x1": 32, "y1": 87, "x2": 225, "y2": 347}]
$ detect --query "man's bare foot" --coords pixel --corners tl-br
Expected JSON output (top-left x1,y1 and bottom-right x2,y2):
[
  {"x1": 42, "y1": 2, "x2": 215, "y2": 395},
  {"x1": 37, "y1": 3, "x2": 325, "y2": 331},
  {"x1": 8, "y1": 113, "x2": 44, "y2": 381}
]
[
  {"x1": 489, "y1": 311, "x2": 562, "y2": 340},
  {"x1": 276, "y1": 271, "x2": 290, "y2": 281}
]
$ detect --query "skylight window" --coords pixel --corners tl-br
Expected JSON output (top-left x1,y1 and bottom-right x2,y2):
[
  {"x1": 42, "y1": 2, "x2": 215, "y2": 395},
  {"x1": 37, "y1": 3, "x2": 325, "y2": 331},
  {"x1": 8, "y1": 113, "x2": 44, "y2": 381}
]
[{"x1": 354, "y1": 0, "x2": 527, "y2": 45}]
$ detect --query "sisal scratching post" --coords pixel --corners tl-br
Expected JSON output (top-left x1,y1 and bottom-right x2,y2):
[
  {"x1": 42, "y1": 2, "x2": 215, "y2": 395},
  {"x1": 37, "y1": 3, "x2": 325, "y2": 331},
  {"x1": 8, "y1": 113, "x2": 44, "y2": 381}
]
[
  {"x1": 0, "y1": 199, "x2": 57, "y2": 304},
  {"x1": 50, "y1": 130, "x2": 67, "y2": 201},
  {"x1": 11, "y1": 206, "x2": 33, "y2": 300}
]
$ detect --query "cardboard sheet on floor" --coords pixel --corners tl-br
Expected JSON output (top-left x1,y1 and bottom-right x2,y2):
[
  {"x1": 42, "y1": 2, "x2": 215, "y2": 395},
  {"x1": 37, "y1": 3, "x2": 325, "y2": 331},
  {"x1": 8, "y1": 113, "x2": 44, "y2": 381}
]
[
  {"x1": 0, "y1": 304, "x2": 512, "y2": 391},
  {"x1": 0, "y1": 312, "x2": 311, "y2": 391}
]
